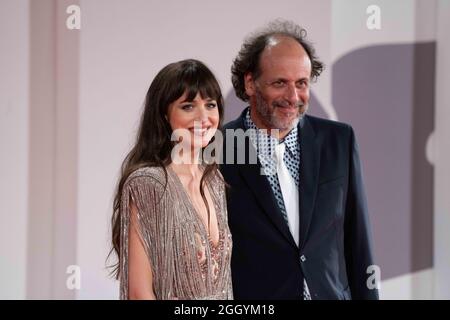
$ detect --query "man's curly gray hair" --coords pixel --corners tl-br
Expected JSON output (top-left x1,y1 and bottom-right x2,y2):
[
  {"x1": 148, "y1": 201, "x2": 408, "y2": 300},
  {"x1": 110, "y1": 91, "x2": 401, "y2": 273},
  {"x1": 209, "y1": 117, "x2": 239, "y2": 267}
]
[{"x1": 231, "y1": 19, "x2": 324, "y2": 102}]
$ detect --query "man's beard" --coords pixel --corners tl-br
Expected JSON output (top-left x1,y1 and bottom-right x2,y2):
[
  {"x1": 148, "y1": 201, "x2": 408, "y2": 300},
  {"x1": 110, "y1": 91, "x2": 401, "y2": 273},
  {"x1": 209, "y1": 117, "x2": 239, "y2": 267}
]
[{"x1": 254, "y1": 89, "x2": 307, "y2": 131}]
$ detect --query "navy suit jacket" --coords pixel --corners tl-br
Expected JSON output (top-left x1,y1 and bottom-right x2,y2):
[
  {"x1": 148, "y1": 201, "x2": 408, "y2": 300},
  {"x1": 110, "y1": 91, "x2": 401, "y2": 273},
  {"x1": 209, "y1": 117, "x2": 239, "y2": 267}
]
[{"x1": 220, "y1": 108, "x2": 379, "y2": 300}]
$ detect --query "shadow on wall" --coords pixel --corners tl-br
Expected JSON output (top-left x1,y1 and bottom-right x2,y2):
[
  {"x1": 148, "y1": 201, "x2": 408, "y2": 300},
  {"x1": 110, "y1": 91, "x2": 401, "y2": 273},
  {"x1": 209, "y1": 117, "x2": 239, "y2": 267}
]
[{"x1": 224, "y1": 42, "x2": 436, "y2": 281}]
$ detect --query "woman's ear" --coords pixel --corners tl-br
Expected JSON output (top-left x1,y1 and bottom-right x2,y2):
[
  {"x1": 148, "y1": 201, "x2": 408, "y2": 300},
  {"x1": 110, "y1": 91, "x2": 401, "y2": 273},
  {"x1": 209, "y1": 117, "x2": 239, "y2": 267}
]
[{"x1": 244, "y1": 73, "x2": 256, "y2": 97}]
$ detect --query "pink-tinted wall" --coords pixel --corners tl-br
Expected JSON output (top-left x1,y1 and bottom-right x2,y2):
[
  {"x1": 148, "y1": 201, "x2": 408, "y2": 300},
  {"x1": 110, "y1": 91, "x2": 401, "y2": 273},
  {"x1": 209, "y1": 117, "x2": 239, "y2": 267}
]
[{"x1": 1, "y1": 0, "x2": 450, "y2": 299}]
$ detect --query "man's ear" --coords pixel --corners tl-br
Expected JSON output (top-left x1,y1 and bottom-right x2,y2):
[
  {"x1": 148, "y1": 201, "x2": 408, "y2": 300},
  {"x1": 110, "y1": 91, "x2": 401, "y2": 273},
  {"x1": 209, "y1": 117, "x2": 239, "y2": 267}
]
[{"x1": 244, "y1": 73, "x2": 256, "y2": 97}]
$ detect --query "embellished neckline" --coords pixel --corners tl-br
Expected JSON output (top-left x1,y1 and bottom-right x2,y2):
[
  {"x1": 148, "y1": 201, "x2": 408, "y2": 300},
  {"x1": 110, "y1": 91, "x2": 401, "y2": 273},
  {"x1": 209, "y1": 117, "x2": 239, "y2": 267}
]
[{"x1": 167, "y1": 165, "x2": 222, "y2": 249}]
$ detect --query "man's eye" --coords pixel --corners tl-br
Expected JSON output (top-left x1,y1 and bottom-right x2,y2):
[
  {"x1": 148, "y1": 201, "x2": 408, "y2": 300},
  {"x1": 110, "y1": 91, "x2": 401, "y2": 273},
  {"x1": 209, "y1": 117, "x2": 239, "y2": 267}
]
[
  {"x1": 297, "y1": 81, "x2": 309, "y2": 89},
  {"x1": 272, "y1": 81, "x2": 285, "y2": 87}
]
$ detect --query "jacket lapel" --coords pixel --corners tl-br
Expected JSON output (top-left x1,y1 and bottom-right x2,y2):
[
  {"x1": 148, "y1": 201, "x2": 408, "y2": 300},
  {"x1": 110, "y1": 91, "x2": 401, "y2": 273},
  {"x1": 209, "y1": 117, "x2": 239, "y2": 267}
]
[
  {"x1": 298, "y1": 116, "x2": 320, "y2": 250},
  {"x1": 238, "y1": 149, "x2": 298, "y2": 248},
  {"x1": 229, "y1": 109, "x2": 297, "y2": 247}
]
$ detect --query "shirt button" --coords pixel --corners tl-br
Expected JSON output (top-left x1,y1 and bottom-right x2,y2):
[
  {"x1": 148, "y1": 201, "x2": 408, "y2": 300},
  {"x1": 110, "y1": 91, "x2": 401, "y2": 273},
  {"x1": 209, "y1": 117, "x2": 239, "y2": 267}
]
[{"x1": 300, "y1": 255, "x2": 306, "y2": 262}]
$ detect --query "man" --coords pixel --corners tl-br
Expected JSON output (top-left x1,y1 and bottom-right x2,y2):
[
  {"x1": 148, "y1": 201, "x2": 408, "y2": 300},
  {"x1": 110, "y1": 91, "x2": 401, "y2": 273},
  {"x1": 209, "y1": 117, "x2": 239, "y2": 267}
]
[{"x1": 220, "y1": 20, "x2": 379, "y2": 300}]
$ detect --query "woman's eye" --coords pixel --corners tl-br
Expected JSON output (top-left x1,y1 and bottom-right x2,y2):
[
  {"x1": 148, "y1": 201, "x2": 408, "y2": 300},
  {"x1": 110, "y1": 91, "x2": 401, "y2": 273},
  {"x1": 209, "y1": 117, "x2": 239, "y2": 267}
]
[
  {"x1": 207, "y1": 103, "x2": 217, "y2": 109},
  {"x1": 181, "y1": 104, "x2": 193, "y2": 110}
]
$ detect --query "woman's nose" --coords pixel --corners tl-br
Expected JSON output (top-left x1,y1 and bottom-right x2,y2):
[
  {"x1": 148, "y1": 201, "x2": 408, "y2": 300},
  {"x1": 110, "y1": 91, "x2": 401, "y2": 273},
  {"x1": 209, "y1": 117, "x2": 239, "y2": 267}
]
[{"x1": 195, "y1": 106, "x2": 209, "y2": 123}]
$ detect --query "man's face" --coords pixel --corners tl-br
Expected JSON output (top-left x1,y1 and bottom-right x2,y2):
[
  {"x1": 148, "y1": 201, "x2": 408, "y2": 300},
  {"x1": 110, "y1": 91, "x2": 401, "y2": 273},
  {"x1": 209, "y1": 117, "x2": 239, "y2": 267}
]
[{"x1": 245, "y1": 37, "x2": 312, "y2": 135}]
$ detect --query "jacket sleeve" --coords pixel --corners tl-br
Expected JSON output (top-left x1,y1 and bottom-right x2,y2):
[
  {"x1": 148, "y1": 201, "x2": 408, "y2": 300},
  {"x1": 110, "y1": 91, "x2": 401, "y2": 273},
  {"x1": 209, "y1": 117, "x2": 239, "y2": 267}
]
[{"x1": 344, "y1": 127, "x2": 380, "y2": 300}]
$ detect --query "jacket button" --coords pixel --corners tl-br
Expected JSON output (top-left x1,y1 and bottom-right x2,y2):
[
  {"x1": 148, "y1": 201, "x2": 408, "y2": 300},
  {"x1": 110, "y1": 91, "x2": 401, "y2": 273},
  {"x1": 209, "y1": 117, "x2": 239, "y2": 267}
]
[{"x1": 300, "y1": 255, "x2": 306, "y2": 262}]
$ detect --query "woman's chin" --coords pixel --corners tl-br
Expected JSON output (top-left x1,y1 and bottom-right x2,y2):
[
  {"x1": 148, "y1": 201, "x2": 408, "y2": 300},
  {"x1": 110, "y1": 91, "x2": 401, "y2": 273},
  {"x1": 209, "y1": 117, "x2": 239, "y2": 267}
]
[
  {"x1": 190, "y1": 132, "x2": 216, "y2": 148},
  {"x1": 195, "y1": 139, "x2": 212, "y2": 149}
]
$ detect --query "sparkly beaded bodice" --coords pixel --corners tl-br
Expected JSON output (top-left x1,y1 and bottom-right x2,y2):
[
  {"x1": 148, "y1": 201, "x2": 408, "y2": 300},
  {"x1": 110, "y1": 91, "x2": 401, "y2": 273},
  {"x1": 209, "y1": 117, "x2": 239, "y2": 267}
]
[{"x1": 119, "y1": 166, "x2": 233, "y2": 300}]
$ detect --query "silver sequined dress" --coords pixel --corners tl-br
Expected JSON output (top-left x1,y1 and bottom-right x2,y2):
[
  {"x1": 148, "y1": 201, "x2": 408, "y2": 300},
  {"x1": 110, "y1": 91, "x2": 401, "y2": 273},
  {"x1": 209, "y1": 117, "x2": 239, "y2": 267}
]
[{"x1": 119, "y1": 166, "x2": 233, "y2": 300}]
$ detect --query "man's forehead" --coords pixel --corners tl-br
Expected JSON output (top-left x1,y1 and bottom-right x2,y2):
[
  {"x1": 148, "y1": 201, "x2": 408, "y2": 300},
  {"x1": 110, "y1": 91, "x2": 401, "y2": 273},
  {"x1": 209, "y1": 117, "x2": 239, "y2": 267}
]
[
  {"x1": 264, "y1": 35, "x2": 305, "y2": 52},
  {"x1": 259, "y1": 53, "x2": 312, "y2": 78},
  {"x1": 260, "y1": 37, "x2": 308, "y2": 63}
]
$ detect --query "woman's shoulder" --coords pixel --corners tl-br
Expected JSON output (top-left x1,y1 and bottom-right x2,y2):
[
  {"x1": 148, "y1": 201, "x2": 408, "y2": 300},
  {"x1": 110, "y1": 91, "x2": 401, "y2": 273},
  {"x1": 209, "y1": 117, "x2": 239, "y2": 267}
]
[
  {"x1": 205, "y1": 167, "x2": 226, "y2": 196},
  {"x1": 124, "y1": 166, "x2": 168, "y2": 189},
  {"x1": 207, "y1": 166, "x2": 225, "y2": 184},
  {"x1": 213, "y1": 168, "x2": 225, "y2": 182}
]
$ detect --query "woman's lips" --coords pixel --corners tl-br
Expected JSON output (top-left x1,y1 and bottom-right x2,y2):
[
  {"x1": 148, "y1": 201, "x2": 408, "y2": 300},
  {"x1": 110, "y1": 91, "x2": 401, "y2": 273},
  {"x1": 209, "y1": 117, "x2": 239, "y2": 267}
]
[{"x1": 189, "y1": 127, "x2": 210, "y2": 137}]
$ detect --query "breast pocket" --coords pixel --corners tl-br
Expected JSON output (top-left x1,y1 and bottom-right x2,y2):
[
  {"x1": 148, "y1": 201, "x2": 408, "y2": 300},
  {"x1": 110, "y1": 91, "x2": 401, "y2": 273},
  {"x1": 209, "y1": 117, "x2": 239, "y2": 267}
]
[
  {"x1": 318, "y1": 176, "x2": 345, "y2": 192},
  {"x1": 316, "y1": 177, "x2": 345, "y2": 219}
]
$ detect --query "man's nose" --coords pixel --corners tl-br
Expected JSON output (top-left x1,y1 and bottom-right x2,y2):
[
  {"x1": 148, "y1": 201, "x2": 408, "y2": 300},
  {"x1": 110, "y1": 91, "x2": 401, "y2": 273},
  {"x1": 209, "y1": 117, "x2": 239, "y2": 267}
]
[{"x1": 285, "y1": 84, "x2": 301, "y2": 106}]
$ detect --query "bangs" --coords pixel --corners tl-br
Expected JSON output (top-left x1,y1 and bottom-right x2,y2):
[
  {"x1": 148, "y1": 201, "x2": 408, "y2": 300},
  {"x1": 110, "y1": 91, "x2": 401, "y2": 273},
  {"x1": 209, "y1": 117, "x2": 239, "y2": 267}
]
[
  {"x1": 166, "y1": 60, "x2": 222, "y2": 104},
  {"x1": 183, "y1": 79, "x2": 221, "y2": 102}
]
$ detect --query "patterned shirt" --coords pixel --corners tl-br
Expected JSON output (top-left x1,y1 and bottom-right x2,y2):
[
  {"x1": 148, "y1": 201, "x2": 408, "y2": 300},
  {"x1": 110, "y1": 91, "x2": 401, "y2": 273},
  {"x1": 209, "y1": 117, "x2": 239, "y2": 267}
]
[
  {"x1": 243, "y1": 109, "x2": 300, "y2": 215},
  {"x1": 243, "y1": 108, "x2": 312, "y2": 300}
]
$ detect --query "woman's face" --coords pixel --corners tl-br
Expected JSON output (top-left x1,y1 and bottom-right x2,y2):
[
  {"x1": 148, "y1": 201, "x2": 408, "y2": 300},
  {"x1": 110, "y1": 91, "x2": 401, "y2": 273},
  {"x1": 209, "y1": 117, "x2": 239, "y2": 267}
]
[{"x1": 167, "y1": 91, "x2": 220, "y2": 150}]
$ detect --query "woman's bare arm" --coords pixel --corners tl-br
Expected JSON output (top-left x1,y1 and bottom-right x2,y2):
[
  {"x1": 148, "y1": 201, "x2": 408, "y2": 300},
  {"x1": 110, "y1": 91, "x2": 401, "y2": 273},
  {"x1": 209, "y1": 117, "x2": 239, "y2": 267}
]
[{"x1": 128, "y1": 201, "x2": 156, "y2": 300}]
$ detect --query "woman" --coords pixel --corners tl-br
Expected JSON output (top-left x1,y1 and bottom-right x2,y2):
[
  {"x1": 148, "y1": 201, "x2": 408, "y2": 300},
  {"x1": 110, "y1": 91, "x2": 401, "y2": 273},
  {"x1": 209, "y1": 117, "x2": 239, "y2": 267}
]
[{"x1": 109, "y1": 59, "x2": 232, "y2": 300}]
